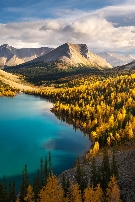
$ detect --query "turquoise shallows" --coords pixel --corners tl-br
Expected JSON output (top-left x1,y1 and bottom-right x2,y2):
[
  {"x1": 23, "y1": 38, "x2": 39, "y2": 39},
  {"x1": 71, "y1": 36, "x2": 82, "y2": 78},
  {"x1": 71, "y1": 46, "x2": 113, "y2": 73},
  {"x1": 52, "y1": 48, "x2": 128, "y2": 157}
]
[{"x1": 0, "y1": 94, "x2": 90, "y2": 183}]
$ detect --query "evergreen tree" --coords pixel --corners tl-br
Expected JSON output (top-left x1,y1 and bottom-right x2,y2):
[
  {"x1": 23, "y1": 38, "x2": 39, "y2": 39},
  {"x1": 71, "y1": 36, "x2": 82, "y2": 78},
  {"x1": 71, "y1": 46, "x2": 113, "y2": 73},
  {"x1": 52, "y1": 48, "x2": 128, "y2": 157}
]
[
  {"x1": 8, "y1": 181, "x2": 16, "y2": 202},
  {"x1": 61, "y1": 173, "x2": 70, "y2": 197},
  {"x1": 75, "y1": 158, "x2": 87, "y2": 194},
  {"x1": 44, "y1": 156, "x2": 48, "y2": 185},
  {"x1": 48, "y1": 151, "x2": 53, "y2": 177},
  {"x1": 111, "y1": 149, "x2": 118, "y2": 180},
  {"x1": 90, "y1": 157, "x2": 98, "y2": 187},
  {"x1": 33, "y1": 169, "x2": 40, "y2": 202},
  {"x1": 33, "y1": 152, "x2": 53, "y2": 201},
  {"x1": 40, "y1": 157, "x2": 44, "y2": 187},
  {"x1": 0, "y1": 181, "x2": 4, "y2": 202},
  {"x1": 20, "y1": 165, "x2": 29, "y2": 202},
  {"x1": 100, "y1": 148, "x2": 110, "y2": 191},
  {"x1": 2, "y1": 176, "x2": 8, "y2": 202}
]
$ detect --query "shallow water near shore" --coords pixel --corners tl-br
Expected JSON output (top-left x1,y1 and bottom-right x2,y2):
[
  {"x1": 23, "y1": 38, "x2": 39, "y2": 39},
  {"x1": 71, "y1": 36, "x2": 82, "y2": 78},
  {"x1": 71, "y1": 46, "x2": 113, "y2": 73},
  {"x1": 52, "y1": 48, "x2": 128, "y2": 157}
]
[{"x1": 0, "y1": 93, "x2": 90, "y2": 189}]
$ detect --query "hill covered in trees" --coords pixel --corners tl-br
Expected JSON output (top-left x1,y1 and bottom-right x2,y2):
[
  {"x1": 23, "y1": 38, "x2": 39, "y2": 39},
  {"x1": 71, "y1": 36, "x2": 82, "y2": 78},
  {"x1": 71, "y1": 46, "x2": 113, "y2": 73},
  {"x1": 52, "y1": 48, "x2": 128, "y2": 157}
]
[
  {"x1": 5, "y1": 61, "x2": 102, "y2": 85},
  {"x1": 1, "y1": 66, "x2": 135, "y2": 201},
  {"x1": 26, "y1": 72, "x2": 135, "y2": 151}
]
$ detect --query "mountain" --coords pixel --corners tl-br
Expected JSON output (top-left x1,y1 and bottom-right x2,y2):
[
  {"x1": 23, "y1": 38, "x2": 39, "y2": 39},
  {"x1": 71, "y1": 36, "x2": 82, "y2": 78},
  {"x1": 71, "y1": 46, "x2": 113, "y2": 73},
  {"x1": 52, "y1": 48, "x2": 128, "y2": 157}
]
[
  {"x1": 117, "y1": 60, "x2": 135, "y2": 71},
  {"x1": 0, "y1": 44, "x2": 53, "y2": 67},
  {"x1": 98, "y1": 52, "x2": 135, "y2": 67},
  {"x1": 28, "y1": 42, "x2": 112, "y2": 69}
]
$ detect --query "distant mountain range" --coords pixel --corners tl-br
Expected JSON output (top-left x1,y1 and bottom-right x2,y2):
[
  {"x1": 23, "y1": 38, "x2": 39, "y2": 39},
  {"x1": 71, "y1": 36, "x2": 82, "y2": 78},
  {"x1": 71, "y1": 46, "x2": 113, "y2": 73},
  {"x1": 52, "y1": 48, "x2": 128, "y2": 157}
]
[
  {"x1": 28, "y1": 42, "x2": 112, "y2": 69},
  {"x1": 97, "y1": 52, "x2": 135, "y2": 67},
  {"x1": 1, "y1": 43, "x2": 134, "y2": 69},
  {"x1": 0, "y1": 44, "x2": 53, "y2": 67},
  {"x1": 117, "y1": 60, "x2": 135, "y2": 71}
]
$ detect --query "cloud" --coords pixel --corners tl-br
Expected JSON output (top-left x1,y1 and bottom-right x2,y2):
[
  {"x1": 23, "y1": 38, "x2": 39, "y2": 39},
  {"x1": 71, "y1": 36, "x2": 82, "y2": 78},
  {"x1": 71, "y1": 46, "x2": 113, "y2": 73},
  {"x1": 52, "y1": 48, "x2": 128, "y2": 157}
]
[
  {"x1": 40, "y1": 21, "x2": 63, "y2": 31},
  {"x1": 0, "y1": 2, "x2": 135, "y2": 55},
  {"x1": 91, "y1": 4, "x2": 135, "y2": 27}
]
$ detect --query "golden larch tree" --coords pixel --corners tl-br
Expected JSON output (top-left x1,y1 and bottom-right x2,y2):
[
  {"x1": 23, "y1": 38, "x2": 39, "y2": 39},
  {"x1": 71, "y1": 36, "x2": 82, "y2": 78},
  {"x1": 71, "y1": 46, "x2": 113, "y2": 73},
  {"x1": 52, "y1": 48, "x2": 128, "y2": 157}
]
[
  {"x1": 69, "y1": 183, "x2": 82, "y2": 202},
  {"x1": 39, "y1": 175, "x2": 64, "y2": 202},
  {"x1": 83, "y1": 184, "x2": 104, "y2": 202},
  {"x1": 24, "y1": 185, "x2": 34, "y2": 202},
  {"x1": 106, "y1": 176, "x2": 122, "y2": 202}
]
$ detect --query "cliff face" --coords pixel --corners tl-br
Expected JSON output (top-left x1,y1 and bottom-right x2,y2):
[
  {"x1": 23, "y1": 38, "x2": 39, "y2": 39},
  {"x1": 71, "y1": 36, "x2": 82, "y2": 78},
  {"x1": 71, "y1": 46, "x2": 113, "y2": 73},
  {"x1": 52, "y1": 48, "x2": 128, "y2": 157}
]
[
  {"x1": 30, "y1": 42, "x2": 112, "y2": 69},
  {"x1": 0, "y1": 44, "x2": 53, "y2": 67}
]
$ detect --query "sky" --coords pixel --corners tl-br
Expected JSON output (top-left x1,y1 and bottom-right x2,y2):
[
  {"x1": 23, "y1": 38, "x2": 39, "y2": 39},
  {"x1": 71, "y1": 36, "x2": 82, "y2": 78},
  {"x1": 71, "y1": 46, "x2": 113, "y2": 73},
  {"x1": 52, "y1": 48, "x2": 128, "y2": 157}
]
[{"x1": 0, "y1": 0, "x2": 135, "y2": 55}]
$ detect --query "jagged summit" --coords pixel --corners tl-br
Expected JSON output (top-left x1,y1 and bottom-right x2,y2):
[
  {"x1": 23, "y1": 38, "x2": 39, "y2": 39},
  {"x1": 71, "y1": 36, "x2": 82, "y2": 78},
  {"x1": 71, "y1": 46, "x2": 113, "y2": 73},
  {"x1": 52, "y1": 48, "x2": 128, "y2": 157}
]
[
  {"x1": 0, "y1": 44, "x2": 53, "y2": 67},
  {"x1": 30, "y1": 42, "x2": 112, "y2": 69}
]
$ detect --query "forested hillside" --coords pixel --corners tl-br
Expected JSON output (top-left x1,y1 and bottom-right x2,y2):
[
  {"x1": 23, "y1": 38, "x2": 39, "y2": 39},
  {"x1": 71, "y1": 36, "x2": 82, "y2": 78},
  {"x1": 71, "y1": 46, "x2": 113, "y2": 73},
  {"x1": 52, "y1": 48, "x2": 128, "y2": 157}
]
[
  {"x1": 5, "y1": 61, "x2": 102, "y2": 85},
  {"x1": 26, "y1": 72, "x2": 135, "y2": 154},
  {"x1": 1, "y1": 68, "x2": 135, "y2": 201},
  {"x1": 0, "y1": 80, "x2": 19, "y2": 96}
]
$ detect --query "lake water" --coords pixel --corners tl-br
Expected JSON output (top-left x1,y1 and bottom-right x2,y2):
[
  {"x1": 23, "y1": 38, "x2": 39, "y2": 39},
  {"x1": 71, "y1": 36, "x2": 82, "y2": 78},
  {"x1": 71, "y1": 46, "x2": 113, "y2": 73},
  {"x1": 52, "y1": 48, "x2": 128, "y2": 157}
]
[{"x1": 0, "y1": 93, "x2": 90, "y2": 188}]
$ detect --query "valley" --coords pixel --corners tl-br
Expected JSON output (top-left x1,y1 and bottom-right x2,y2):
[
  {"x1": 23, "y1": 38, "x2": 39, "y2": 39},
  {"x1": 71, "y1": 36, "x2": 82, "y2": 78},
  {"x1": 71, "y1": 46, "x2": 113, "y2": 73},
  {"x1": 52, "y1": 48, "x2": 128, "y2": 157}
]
[
  {"x1": 1, "y1": 0, "x2": 135, "y2": 200},
  {"x1": 0, "y1": 42, "x2": 135, "y2": 202}
]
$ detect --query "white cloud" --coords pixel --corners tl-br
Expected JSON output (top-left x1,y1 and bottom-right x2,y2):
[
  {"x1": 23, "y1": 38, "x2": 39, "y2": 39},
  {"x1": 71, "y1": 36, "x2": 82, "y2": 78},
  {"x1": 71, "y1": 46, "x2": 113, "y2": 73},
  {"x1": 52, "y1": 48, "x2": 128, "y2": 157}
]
[
  {"x1": 40, "y1": 21, "x2": 63, "y2": 31},
  {"x1": 0, "y1": 2, "x2": 135, "y2": 55}
]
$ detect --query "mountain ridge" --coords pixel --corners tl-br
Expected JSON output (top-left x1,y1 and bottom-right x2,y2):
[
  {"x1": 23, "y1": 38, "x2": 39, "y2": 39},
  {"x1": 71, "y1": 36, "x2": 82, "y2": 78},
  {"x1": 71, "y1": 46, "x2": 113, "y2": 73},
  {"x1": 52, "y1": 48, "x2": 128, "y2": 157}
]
[
  {"x1": 28, "y1": 42, "x2": 112, "y2": 69},
  {"x1": 98, "y1": 52, "x2": 135, "y2": 67},
  {"x1": 0, "y1": 44, "x2": 53, "y2": 67}
]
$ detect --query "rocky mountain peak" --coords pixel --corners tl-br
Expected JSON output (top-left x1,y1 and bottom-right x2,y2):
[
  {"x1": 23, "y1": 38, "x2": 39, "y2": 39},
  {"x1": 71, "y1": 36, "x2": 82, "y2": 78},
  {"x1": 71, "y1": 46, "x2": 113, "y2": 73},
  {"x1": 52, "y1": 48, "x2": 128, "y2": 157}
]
[
  {"x1": 0, "y1": 44, "x2": 53, "y2": 67},
  {"x1": 29, "y1": 42, "x2": 112, "y2": 69}
]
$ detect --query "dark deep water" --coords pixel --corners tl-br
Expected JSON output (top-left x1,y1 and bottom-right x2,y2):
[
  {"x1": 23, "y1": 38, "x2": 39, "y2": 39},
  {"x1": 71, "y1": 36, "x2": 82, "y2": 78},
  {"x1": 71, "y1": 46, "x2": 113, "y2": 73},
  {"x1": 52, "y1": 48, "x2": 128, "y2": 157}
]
[{"x1": 0, "y1": 93, "x2": 90, "y2": 189}]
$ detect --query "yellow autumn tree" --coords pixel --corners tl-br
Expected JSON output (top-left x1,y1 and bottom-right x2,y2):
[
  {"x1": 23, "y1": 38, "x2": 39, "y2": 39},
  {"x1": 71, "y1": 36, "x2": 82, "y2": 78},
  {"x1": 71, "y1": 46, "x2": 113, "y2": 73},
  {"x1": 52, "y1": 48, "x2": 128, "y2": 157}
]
[
  {"x1": 69, "y1": 183, "x2": 82, "y2": 202},
  {"x1": 90, "y1": 142, "x2": 99, "y2": 156},
  {"x1": 24, "y1": 185, "x2": 34, "y2": 202},
  {"x1": 39, "y1": 175, "x2": 64, "y2": 202},
  {"x1": 16, "y1": 198, "x2": 20, "y2": 202},
  {"x1": 83, "y1": 184, "x2": 104, "y2": 202},
  {"x1": 125, "y1": 121, "x2": 134, "y2": 139},
  {"x1": 106, "y1": 176, "x2": 122, "y2": 202}
]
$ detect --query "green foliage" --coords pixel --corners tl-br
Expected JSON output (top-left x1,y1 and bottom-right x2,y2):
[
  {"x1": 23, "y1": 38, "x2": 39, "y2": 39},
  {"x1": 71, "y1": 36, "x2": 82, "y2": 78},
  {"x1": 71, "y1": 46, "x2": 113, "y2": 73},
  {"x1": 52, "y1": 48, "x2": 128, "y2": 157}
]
[
  {"x1": 100, "y1": 148, "x2": 110, "y2": 191},
  {"x1": 26, "y1": 72, "x2": 135, "y2": 152},
  {"x1": 33, "y1": 152, "x2": 53, "y2": 201},
  {"x1": 90, "y1": 148, "x2": 119, "y2": 191},
  {"x1": 110, "y1": 149, "x2": 119, "y2": 180},
  {"x1": 90, "y1": 157, "x2": 98, "y2": 187},
  {"x1": 8, "y1": 181, "x2": 16, "y2": 202},
  {"x1": 0, "y1": 177, "x2": 15, "y2": 202},
  {"x1": 61, "y1": 173, "x2": 70, "y2": 197},
  {"x1": 5, "y1": 62, "x2": 101, "y2": 86},
  {"x1": 75, "y1": 158, "x2": 88, "y2": 194},
  {"x1": 20, "y1": 165, "x2": 29, "y2": 202}
]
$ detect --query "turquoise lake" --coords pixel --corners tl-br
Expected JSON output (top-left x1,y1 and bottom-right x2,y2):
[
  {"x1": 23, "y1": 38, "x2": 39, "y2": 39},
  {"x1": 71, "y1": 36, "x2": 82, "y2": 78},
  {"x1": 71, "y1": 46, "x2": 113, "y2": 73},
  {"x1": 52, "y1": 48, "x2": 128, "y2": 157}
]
[{"x1": 0, "y1": 93, "x2": 90, "y2": 187}]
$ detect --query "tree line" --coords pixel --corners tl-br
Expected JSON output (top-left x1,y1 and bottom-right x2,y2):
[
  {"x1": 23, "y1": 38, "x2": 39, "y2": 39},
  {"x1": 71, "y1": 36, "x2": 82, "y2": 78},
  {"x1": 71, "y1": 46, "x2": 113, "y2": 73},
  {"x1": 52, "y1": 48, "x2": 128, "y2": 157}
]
[
  {"x1": 26, "y1": 73, "x2": 135, "y2": 155},
  {"x1": 0, "y1": 80, "x2": 18, "y2": 96},
  {"x1": 0, "y1": 149, "x2": 122, "y2": 202}
]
